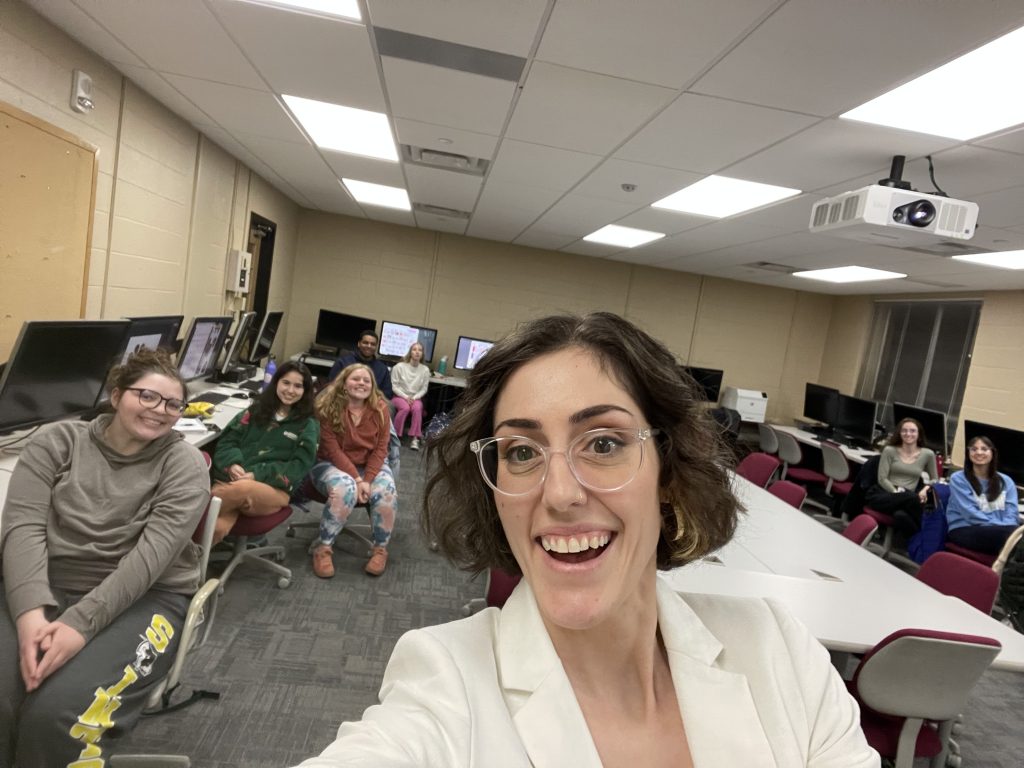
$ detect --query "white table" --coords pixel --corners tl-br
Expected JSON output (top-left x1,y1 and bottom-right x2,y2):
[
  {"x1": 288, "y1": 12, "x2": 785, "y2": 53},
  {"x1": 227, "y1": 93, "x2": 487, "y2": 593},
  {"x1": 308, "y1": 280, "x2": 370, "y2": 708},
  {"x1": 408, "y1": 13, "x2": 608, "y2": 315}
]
[
  {"x1": 771, "y1": 423, "x2": 876, "y2": 465},
  {"x1": 663, "y1": 474, "x2": 1024, "y2": 672}
]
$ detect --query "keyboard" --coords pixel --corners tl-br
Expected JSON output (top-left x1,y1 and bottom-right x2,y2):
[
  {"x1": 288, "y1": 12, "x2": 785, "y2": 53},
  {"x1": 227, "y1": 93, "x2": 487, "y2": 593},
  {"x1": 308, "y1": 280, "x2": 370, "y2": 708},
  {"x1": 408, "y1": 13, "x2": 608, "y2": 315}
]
[
  {"x1": 189, "y1": 391, "x2": 233, "y2": 405},
  {"x1": 237, "y1": 380, "x2": 262, "y2": 392}
]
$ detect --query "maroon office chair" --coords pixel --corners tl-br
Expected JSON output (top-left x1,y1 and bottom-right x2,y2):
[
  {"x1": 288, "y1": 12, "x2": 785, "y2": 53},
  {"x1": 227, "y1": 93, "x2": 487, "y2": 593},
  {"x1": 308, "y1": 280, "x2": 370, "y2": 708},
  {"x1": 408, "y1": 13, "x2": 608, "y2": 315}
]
[
  {"x1": 916, "y1": 552, "x2": 1000, "y2": 614},
  {"x1": 463, "y1": 568, "x2": 523, "y2": 615},
  {"x1": 767, "y1": 479, "x2": 807, "y2": 510},
  {"x1": 772, "y1": 427, "x2": 829, "y2": 489},
  {"x1": 944, "y1": 542, "x2": 997, "y2": 567},
  {"x1": 849, "y1": 628, "x2": 1000, "y2": 768},
  {"x1": 217, "y1": 505, "x2": 294, "y2": 590},
  {"x1": 735, "y1": 452, "x2": 781, "y2": 488},
  {"x1": 842, "y1": 514, "x2": 879, "y2": 548},
  {"x1": 862, "y1": 506, "x2": 897, "y2": 558},
  {"x1": 820, "y1": 440, "x2": 854, "y2": 499}
]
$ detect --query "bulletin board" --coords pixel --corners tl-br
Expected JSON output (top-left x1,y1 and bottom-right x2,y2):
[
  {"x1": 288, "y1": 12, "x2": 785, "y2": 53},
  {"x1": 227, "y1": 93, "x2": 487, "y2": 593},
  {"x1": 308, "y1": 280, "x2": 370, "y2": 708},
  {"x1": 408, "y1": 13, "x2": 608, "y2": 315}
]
[{"x1": 0, "y1": 99, "x2": 98, "y2": 361}]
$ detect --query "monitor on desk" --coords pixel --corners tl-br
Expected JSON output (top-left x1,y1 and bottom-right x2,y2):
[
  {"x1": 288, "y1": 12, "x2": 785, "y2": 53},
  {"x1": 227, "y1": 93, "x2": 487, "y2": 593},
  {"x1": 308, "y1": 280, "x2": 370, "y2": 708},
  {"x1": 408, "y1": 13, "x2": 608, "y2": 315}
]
[
  {"x1": 177, "y1": 316, "x2": 232, "y2": 381},
  {"x1": 833, "y1": 394, "x2": 877, "y2": 447},
  {"x1": 378, "y1": 320, "x2": 438, "y2": 363},
  {"x1": 315, "y1": 309, "x2": 376, "y2": 355},
  {"x1": 893, "y1": 402, "x2": 949, "y2": 456},
  {"x1": 0, "y1": 320, "x2": 131, "y2": 434},
  {"x1": 454, "y1": 336, "x2": 494, "y2": 371},
  {"x1": 804, "y1": 383, "x2": 839, "y2": 426},
  {"x1": 962, "y1": 420, "x2": 1024, "y2": 486},
  {"x1": 680, "y1": 366, "x2": 724, "y2": 403},
  {"x1": 119, "y1": 315, "x2": 184, "y2": 363},
  {"x1": 219, "y1": 311, "x2": 257, "y2": 377},
  {"x1": 245, "y1": 310, "x2": 284, "y2": 364}
]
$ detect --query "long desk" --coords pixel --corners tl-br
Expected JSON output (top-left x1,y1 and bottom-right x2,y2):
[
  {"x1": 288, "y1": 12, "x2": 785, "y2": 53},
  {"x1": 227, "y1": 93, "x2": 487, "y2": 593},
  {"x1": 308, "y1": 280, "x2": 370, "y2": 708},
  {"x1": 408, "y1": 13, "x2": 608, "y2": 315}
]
[
  {"x1": 663, "y1": 474, "x2": 1024, "y2": 672},
  {"x1": 771, "y1": 423, "x2": 877, "y2": 465}
]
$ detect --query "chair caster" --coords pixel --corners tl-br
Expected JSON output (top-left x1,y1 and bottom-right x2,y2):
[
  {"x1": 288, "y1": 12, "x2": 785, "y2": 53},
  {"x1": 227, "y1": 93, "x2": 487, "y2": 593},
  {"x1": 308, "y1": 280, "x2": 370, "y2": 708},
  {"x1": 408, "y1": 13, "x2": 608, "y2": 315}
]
[
  {"x1": 277, "y1": 577, "x2": 291, "y2": 589},
  {"x1": 217, "y1": 584, "x2": 225, "y2": 597},
  {"x1": 272, "y1": 551, "x2": 286, "y2": 562},
  {"x1": 285, "y1": 526, "x2": 296, "y2": 538},
  {"x1": 429, "y1": 540, "x2": 439, "y2": 552},
  {"x1": 946, "y1": 754, "x2": 962, "y2": 767}
]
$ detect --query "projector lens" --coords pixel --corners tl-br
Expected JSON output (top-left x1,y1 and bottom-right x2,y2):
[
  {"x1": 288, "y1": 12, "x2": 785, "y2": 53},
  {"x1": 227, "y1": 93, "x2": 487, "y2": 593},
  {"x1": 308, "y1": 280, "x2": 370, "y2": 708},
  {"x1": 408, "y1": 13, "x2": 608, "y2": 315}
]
[{"x1": 893, "y1": 200, "x2": 936, "y2": 228}]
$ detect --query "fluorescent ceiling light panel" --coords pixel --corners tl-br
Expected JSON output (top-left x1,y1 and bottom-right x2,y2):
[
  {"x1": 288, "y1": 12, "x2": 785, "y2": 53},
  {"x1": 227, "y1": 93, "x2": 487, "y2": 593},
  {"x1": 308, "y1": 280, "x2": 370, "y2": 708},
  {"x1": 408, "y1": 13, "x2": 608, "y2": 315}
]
[
  {"x1": 952, "y1": 250, "x2": 1024, "y2": 269},
  {"x1": 583, "y1": 224, "x2": 665, "y2": 248},
  {"x1": 342, "y1": 178, "x2": 411, "y2": 210},
  {"x1": 651, "y1": 175, "x2": 801, "y2": 218},
  {"x1": 283, "y1": 95, "x2": 396, "y2": 161},
  {"x1": 841, "y1": 25, "x2": 1024, "y2": 140},
  {"x1": 238, "y1": 0, "x2": 361, "y2": 21},
  {"x1": 793, "y1": 266, "x2": 906, "y2": 284}
]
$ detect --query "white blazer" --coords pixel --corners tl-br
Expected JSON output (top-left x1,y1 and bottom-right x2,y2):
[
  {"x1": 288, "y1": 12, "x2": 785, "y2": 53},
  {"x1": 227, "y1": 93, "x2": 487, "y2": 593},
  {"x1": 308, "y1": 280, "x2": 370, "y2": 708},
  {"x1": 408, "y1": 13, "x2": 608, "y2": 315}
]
[{"x1": 297, "y1": 578, "x2": 878, "y2": 767}]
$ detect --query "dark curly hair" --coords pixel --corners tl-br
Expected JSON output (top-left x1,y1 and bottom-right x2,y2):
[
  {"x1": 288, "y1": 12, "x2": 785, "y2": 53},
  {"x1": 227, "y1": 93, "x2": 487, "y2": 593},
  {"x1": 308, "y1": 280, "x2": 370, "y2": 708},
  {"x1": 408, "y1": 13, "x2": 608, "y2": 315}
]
[
  {"x1": 105, "y1": 347, "x2": 186, "y2": 398},
  {"x1": 422, "y1": 312, "x2": 741, "y2": 575},
  {"x1": 250, "y1": 361, "x2": 315, "y2": 427},
  {"x1": 887, "y1": 417, "x2": 927, "y2": 448}
]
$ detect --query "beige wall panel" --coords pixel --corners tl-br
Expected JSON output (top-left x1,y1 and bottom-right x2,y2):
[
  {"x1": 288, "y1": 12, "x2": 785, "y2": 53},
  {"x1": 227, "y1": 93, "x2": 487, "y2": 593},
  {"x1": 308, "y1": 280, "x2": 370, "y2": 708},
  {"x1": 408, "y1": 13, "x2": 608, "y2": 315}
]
[
  {"x1": 819, "y1": 296, "x2": 872, "y2": 392},
  {"x1": 622, "y1": 267, "x2": 702, "y2": 359},
  {"x1": 776, "y1": 292, "x2": 834, "y2": 422},
  {"x1": 103, "y1": 285, "x2": 182, "y2": 319},
  {"x1": 184, "y1": 137, "x2": 236, "y2": 321}
]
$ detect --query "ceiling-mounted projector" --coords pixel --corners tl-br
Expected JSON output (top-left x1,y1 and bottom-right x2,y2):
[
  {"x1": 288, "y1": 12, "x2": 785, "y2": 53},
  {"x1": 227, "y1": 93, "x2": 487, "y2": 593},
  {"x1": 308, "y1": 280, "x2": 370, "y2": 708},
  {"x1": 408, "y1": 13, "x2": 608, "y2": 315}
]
[{"x1": 808, "y1": 155, "x2": 978, "y2": 247}]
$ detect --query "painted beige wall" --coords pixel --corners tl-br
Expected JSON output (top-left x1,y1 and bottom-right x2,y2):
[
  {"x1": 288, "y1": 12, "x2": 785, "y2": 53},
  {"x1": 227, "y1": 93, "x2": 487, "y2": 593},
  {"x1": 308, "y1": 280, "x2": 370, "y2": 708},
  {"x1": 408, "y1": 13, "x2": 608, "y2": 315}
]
[{"x1": 1, "y1": 0, "x2": 298, "y2": 338}]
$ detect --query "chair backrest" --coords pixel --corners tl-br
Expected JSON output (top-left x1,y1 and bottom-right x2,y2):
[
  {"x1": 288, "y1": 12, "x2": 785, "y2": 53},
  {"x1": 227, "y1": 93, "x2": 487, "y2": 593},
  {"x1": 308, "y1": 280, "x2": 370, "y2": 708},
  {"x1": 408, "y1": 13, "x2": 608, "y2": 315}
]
[
  {"x1": 819, "y1": 440, "x2": 851, "y2": 483},
  {"x1": 852, "y1": 628, "x2": 1000, "y2": 721},
  {"x1": 757, "y1": 423, "x2": 778, "y2": 454},
  {"x1": 993, "y1": 524, "x2": 1024, "y2": 575},
  {"x1": 842, "y1": 513, "x2": 878, "y2": 547},
  {"x1": 772, "y1": 427, "x2": 803, "y2": 466},
  {"x1": 917, "y1": 551, "x2": 1000, "y2": 614},
  {"x1": 767, "y1": 479, "x2": 807, "y2": 509},
  {"x1": 486, "y1": 569, "x2": 522, "y2": 608},
  {"x1": 735, "y1": 452, "x2": 781, "y2": 488}
]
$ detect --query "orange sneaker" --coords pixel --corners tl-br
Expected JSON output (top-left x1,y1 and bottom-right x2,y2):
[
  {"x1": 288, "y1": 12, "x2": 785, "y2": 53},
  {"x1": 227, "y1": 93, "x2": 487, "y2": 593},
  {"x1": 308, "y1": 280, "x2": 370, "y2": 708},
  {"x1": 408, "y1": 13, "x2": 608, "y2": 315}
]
[
  {"x1": 365, "y1": 546, "x2": 388, "y2": 576},
  {"x1": 312, "y1": 544, "x2": 335, "y2": 578}
]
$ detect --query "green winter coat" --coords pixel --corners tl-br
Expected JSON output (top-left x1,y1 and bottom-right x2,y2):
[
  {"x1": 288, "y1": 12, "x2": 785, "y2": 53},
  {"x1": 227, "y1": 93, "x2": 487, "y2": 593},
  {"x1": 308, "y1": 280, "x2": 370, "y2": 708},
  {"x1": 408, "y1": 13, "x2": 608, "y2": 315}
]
[{"x1": 212, "y1": 408, "x2": 319, "y2": 493}]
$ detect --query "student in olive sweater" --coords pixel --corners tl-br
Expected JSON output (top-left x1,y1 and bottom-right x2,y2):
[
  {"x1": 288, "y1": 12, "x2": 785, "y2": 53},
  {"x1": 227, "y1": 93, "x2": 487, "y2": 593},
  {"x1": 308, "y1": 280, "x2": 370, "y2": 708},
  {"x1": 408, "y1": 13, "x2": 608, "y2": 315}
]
[
  {"x1": 0, "y1": 349, "x2": 210, "y2": 768},
  {"x1": 211, "y1": 361, "x2": 319, "y2": 541}
]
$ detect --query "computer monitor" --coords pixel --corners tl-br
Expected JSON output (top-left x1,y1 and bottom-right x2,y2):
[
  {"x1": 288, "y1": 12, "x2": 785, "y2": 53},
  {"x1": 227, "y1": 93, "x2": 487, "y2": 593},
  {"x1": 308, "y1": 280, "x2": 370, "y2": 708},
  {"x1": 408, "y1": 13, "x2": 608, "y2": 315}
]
[
  {"x1": 246, "y1": 310, "x2": 284, "y2": 364},
  {"x1": 378, "y1": 320, "x2": 438, "y2": 363},
  {"x1": 453, "y1": 336, "x2": 494, "y2": 371},
  {"x1": 315, "y1": 309, "x2": 376, "y2": 355},
  {"x1": 804, "y1": 383, "x2": 839, "y2": 425},
  {"x1": 177, "y1": 316, "x2": 232, "y2": 381},
  {"x1": 0, "y1": 320, "x2": 131, "y2": 434},
  {"x1": 119, "y1": 315, "x2": 184, "y2": 363},
  {"x1": 893, "y1": 402, "x2": 949, "y2": 455},
  {"x1": 962, "y1": 420, "x2": 1024, "y2": 486},
  {"x1": 833, "y1": 394, "x2": 877, "y2": 446},
  {"x1": 680, "y1": 366, "x2": 724, "y2": 403},
  {"x1": 219, "y1": 311, "x2": 257, "y2": 376}
]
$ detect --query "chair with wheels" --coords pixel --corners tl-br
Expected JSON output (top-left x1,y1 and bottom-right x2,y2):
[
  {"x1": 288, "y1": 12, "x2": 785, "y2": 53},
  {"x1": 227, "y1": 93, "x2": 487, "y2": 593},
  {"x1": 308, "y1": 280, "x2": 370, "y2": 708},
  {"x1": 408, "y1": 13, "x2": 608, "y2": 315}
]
[
  {"x1": 819, "y1": 440, "x2": 854, "y2": 509},
  {"x1": 767, "y1": 479, "x2": 807, "y2": 510},
  {"x1": 841, "y1": 514, "x2": 878, "y2": 548},
  {"x1": 735, "y1": 452, "x2": 781, "y2": 488},
  {"x1": 216, "y1": 505, "x2": 293, "y2": 591},
  {"x1": 944, "y1": 541, "x2": 997, "y2": 567},
  {"x1": 916, "y1": 551, "x2": 1000, "y2": 614},
  {"x1": 848, "y1": 628, "x2": 1000, "y2": 768},
  {"x1": 757, "y1": 422, "x2": 778, "y2": 455},
  {"x1": 463, "y1": 568, "x2": 523, "y2": 615},
  {"x1": 285, "y1": 476, "x2": 374, "y2": 555},
  {"x1": 862, "y1": 506, "x2": 897, "y2": 558},
  {"x1": 772, "y1": 427, "x2": 828, "y2": 491}
]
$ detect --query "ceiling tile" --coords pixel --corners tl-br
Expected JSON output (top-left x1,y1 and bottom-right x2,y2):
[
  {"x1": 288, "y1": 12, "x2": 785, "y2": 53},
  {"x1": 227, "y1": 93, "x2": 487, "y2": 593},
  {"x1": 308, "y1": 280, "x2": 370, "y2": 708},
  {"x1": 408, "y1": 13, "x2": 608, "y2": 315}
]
[
  {"x1": 404, "y1": 165, "x2": 482, "y2": 211},
  {"x1": 531, "y1": 194, "x2": 639, "y2": 239},
  {"x1": 117, "y1": 64, "x2": 213, "y2": 126},
  {"x1": 364, "y1": 207, "x2": 416, "y2": 227},
  {"x1": 320, "y1": 151, "x2": 405, "y2": 187},
  {"x1": 506, "y1": 62, "x2": 675, "y2": 155},
  {"x1": 487, "y1": 139, "x2": 600, "y2": 193},
  {"x1": 537, "y1": 0, "x2": 779, "y2": 88},
  {"x1": 969, "y1": 186, "x2": 1024, "y2": 229},
  {"x1": 467, "y1": 180, "x2": 561, "y2": 240},
  {"x1": 693, "y1": 0, "x2": 1024, "y2": 116},
  {"x1": 414, "y1": 211, "x2": 468, "y2": 235},
  {"x1": 572, "y1": 159, "x2": 702, "y2": 207},
  {"x1": 210, "y1": 0, "x2": 385, "y2": 111},
  {"x1": 164, "y1": 75, "x2": 306, "y2": 141},
  {"x1": 24, "y1": 0, "x2": 146, "y2": 65},
  {"x1": 615, "y1": 94, "x2": 818, "y2": 174},
  {"x1": 365, "y1": 0, "x2": 548, "y2": 56},
  {"x1": 976, "y1": 124, "x2": 1024, "y2": 155},
  {"x1": 561, "y1": 240, "x2": 624, "y2": 258},
  {"x1": 382, "y1": 56, "x2": 515, "y2": 135},
  {"x1": 394, "y1": 118, "x2": 499, "y2": 160},
  {"x1": 513, "y1": 229, "x2": 578, "y2": 251},
  {"x1": 614, "y1": 207, "x2": 709, "y2": 236},
  {"x1": 922, "y1": 146, "x2": 1024, "y2": 197}
]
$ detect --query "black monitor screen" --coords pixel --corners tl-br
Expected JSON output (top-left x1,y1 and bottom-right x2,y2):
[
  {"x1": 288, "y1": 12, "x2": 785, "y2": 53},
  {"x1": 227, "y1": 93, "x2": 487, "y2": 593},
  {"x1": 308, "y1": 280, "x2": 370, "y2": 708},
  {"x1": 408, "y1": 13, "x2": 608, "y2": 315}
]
[
  {"x1": 120, "y1": 315, "x2": 183, "y2": 363},
  {"x1": 454, "y1": 336, "x2": 494, "y2": 371},
  {"x1": 0, "y1": 320, "x2": 131, "y2": 433},
  {"x1": 680, "y1": 366, "x2": 724, "y2": 403},
  {"x1": 963, "y1": 420, "x2": 1024, "y2": 486},
  {"x1": 177, "y1": 316, "x2": 232, "y2": 381},
  {"x1": 220, "y1": 311, "x2": 256, "y2": 374},
  {"x1": 378, "y1": 320, "x2": 438, "y2": 363},
  {"x1": 833, "y1": 394, "x2": 877, "y2": 445},
  {"x1": 247, "y1": 311, "x2": 284, "y2": 364},
  {"x1": 804, "y1": 383, "x2": 839, "y2": 425},
  {"x1": 315, "y1": 309, "x2": 376, "y2": 354},
  {"x1": 893, "y1": 402, "x2": 948, "y2": 455}
]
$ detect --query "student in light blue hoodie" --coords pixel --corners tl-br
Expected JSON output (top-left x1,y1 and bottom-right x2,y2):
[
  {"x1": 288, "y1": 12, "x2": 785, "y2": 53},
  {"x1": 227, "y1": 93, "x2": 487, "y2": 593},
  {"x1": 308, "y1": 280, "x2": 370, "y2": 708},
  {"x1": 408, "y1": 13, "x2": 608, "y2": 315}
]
[{"x1": 946, "y1": 435, "x2": 1019, "y2": 555}]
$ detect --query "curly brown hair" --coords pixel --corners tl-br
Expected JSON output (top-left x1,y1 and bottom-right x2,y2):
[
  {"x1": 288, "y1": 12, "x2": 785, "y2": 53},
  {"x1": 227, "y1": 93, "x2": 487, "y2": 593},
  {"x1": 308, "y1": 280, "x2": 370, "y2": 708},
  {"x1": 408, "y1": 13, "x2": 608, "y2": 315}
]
[
  {"x1": 105, "y1": 347, "x2": 186, "y2": 398},
  {"x1": 315, "y1": 363, "x2": 388, "y2": 435},
  {"x1": 887, "y1": 417, "x2": 926, "y2": 448},
  {"x1": 423, "y1": 312, "x2": 740, "y2": 576}
]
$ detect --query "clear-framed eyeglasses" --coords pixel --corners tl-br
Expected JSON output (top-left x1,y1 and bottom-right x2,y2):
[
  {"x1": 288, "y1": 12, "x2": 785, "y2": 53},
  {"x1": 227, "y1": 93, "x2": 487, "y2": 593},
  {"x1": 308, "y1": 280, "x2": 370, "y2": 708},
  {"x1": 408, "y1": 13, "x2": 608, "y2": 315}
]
[{"x1": 469, "y1": 426, "x2": 659, "y2": 496}]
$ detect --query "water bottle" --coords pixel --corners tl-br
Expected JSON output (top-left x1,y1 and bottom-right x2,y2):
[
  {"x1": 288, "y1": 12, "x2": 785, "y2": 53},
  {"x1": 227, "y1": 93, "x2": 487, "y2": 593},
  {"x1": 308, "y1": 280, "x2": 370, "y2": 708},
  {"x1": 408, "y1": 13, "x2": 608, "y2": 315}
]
[
  {"x1": 437, "y1": 356, "x2": 448, "y2": 375},
  {"x1": 262, "y1": 355, "x2": 277, "y2": 391}
]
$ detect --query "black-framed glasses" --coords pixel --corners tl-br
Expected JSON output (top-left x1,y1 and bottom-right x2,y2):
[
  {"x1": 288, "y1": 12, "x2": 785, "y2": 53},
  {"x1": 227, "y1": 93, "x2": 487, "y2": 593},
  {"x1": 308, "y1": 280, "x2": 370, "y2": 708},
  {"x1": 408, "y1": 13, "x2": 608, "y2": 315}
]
[
  {"x1": 125, "y1": 387, "x2": 187, "y2": 416},
  {"x1": 469, "y1": 427, "x2": 659, "y2": 496}
]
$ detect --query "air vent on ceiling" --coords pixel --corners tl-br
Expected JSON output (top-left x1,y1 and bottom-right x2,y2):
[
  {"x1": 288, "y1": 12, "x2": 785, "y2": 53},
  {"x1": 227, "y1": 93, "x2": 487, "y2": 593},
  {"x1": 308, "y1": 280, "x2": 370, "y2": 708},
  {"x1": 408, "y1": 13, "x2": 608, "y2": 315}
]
[
  {"x1": 413, "y1": 202, "x2": 470, "y2": 220},
  {"x1": 402, "y1": 144, "x2": 489, "y2": 176},
  {"x1": 746, "y1": 261, "x2": 798, "y2": 274}
]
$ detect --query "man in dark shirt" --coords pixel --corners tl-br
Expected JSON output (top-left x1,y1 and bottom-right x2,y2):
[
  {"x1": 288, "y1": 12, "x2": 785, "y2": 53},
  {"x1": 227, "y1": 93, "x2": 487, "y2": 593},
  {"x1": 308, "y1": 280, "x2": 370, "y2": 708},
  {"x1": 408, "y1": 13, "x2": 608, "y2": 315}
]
[{"x1": 328, "y1": 330, "x2": 394, "y2": 398}]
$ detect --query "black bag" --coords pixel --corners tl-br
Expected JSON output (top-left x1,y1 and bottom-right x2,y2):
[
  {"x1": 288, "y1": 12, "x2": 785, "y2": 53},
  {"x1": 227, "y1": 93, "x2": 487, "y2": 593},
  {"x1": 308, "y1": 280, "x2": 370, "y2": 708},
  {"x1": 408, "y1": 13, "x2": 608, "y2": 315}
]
[{"x1": 1000, "y1": 534, "x2": 1024, "y2": 633}]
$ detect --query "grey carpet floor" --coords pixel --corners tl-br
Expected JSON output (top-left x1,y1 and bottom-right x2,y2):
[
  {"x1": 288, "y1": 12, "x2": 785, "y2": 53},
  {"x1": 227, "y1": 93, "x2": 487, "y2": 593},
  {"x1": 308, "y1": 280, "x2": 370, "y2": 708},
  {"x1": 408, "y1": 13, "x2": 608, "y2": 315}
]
[{"x1": 116, "y1": 446, "x2": 1022, "y2": 766}]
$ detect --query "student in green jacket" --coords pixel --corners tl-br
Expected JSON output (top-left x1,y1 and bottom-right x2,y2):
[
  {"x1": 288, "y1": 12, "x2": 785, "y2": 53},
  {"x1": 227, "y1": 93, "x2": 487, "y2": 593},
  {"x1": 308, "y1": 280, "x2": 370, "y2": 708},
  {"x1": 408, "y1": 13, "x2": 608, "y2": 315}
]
[{"x1": 212, "y1": 361, "x2": 319, "y2": 541}]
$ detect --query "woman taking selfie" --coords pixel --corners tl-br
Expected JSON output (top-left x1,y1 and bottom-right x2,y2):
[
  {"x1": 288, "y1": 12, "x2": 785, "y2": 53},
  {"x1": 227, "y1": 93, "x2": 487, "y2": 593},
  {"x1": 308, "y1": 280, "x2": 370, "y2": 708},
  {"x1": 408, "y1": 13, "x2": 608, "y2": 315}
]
[
  {"x1": 0, "y1": 349, "x2": 209, "y2": 767},
  {"x1": 945, "y1": 435, "x2": 1019, "y2": 555},
  {"x1": 294, "y1": 313, "x2": 875, "y2": 767}
]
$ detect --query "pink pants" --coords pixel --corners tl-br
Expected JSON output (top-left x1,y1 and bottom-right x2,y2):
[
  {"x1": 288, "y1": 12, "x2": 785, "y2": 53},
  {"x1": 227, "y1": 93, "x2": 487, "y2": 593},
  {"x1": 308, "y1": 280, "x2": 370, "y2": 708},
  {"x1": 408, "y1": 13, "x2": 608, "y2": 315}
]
[{"x1": 391, "y1": 397, "x2": 424, "y2": 437}]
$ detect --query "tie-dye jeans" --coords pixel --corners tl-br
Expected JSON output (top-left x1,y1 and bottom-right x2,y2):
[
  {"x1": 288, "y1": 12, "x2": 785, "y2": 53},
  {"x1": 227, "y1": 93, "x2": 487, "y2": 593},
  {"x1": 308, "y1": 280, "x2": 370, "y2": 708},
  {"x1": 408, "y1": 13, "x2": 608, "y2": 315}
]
[{"x1": 306, "y1": 460, "x2": 397, "y2": 548}]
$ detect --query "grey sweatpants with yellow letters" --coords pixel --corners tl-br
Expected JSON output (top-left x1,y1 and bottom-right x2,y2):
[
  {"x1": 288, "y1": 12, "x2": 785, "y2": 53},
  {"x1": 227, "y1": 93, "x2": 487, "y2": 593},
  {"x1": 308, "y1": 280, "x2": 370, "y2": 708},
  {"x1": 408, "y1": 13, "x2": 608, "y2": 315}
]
[{"x1": 0, "y1": 586, "x2": 188, "y2": 768}]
